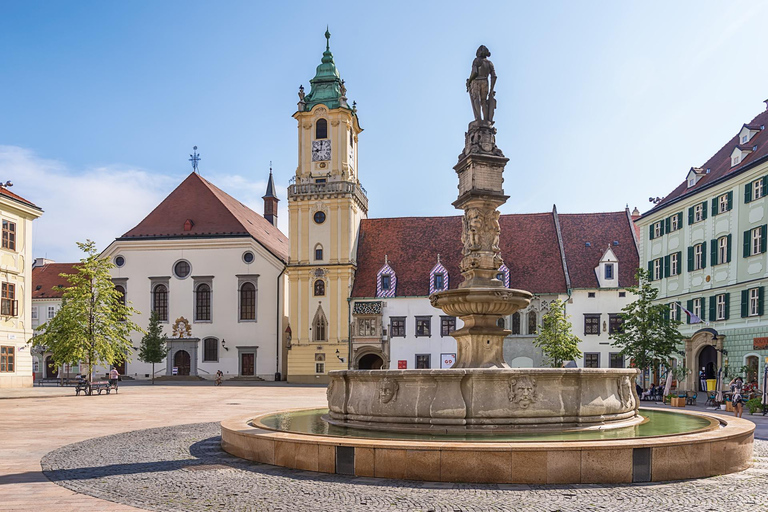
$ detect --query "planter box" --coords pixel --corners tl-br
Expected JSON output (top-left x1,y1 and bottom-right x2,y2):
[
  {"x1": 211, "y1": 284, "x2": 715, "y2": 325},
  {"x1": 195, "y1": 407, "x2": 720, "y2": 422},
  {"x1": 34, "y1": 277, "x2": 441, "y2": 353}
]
[
  {"x1": 725, "y1": 401, "x2": 734, "y2": 412},
  {"x1": 670, "y1": 397, "x2": 686, "y2": 407}
]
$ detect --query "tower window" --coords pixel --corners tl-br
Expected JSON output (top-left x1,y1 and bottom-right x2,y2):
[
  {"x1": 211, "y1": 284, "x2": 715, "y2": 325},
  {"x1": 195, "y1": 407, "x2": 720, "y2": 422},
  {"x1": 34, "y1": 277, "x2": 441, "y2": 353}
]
[
  {"x1": 314, "y1": 280, "x2": 325, "y2": 296},
  {"x1": 315, "y1": 245, "x2": 323, "y2": 260},
  {"x1": 315, "y1": 119, "x2": 328, "y2": 139}
]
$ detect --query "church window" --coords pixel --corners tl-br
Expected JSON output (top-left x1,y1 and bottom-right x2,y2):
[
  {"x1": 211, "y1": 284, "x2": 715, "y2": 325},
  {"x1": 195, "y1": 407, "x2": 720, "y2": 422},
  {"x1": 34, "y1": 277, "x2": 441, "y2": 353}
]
[
  {"x1": 174, "y1": 260, "x2": 191, "y2": 279},
  {"x1": 196, "y1": 283, "x2": 211, "y2": 321},
  {"x1": 203, "y1": 337, "x2": 218, "y2": 362},
  {"x1": 242, "y1": 251, "x2": 255, "y2": 264},
  {"x1": 313, "y1": 211, "x2": 326, "y2": 224},
  {"x1": 315, "y1": 245, "x2": 323, "y2": 261},
  {"x1": 527, "y1": 311, "x2": 537, "y2": 334},
  {"x1": 114, "y1": 285, "x2": 126, "y2": 321},
  {"x1": 314, "y1": 280, "x2": 325, "y2": 296},
  {"x1": 2, "y1": 220, "x2": 15, "y2": 251},
  {"x1": 315, "y1": 119, "x2": 328, "y2": 139},
  {"x1": 381, "y1": 274, "x2": 391, "y2": 290},
  {"x1": 349, "y1": 129, "x2": 354, "y2": 147},
  {"x1": 511, "y1": 312, "x2": 521, "y2": 334},
  {"x1": 239, "y1": 282, "x2": 256, "y2": 321},
  {"x1": 314, "y1": 316, "x2": 327, "y2": 342},
  {"x1": 152, "y1": 284, "x2": 168, "y2": 322},
  {"x1": 114, "y1": 255, "x2": 125, "y2": 267},
  {"x1": 390, "y1": 317, "x2": 405, "y2": 337}
]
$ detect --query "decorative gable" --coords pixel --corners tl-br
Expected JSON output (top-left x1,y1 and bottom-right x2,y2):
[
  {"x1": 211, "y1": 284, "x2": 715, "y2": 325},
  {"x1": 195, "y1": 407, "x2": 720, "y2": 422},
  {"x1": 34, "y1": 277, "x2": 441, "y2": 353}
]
[
  {"x1": 429, "y1": 256, "x2": 449, "y2": 294},
  {"x1": 376, "y1": 257, "x2": 397, "y2": 298},
  {"x1": 497, "y1": 263, "x2": 510, "y2": 288},
  {"x1": 595, "y1": 246, "x2": 619, "y2": 288}
]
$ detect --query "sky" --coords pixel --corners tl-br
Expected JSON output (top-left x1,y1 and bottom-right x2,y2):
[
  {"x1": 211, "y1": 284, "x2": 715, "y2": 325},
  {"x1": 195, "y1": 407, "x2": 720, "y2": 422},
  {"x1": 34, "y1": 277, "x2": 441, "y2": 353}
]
[{"x1": 2, "y1": 1, "x2": 768, "y2": 262}]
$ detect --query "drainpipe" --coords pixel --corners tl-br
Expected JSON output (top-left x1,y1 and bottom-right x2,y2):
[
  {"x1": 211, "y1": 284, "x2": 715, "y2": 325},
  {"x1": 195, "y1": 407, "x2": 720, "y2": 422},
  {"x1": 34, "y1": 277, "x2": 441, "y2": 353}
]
[
  {"x1": 347, "y1": 296, "x2": 352, "y2": 369},
  {"x1": 275, "y1": 266, "x2": 285, "y2": 381}
]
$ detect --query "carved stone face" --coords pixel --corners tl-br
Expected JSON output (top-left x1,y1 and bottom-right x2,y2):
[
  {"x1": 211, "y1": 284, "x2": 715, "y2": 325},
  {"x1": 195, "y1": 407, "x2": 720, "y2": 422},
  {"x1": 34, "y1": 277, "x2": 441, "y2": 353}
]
[
  {"x1": 508, "y1": 376, "x2": 536, "y2": 408},
  {"x1": 378, "y1": 378, "x2": 398, "y2": 404}
]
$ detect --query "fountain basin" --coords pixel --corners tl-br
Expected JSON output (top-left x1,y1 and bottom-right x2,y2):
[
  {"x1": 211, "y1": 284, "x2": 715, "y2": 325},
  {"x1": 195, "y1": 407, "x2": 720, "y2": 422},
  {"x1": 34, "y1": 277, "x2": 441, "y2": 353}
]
[
  {"x1": 326, "y1": 368, "x2": 641, "y2": 433},
  {"x1": 220, "y1": 408, "x2": 754, "y2": 484}
]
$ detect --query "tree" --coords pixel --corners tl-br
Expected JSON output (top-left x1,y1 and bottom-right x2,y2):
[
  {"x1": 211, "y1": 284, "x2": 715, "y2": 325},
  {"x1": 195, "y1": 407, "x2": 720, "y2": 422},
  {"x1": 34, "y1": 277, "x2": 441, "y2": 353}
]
[
  {"x1": 33, "y1": 240, "x2": 142, "y2": 383},
  {"x1": 610, "y1": 268, "x2": 684, "y2": 392},
  {"x1": 138, "y1": 311, "x2": 167, "y2": 385},
  {"x1": 533, "y1": 299, "x2": 582, "y2": 368}
]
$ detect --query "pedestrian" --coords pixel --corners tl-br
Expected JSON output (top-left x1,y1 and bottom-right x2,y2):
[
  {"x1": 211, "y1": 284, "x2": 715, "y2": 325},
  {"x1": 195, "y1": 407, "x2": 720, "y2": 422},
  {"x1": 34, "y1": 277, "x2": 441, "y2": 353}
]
[
  {"x1": 699, "y1": 367, "x2": 707, "y2": 392},
  {"x1": 215, "y1": 369, "x2": 223, "y2": 386},
  {"x1": 730, "y1": 376, "x2": 744, "y2": 418},
  {"x1": 109, "y1": 367, "x2": 120, "y2": 390}
]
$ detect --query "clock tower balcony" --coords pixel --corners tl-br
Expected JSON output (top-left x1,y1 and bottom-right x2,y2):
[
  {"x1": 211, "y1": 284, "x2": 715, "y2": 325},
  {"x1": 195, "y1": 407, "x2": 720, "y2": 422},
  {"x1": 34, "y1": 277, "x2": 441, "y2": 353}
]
[{"x1": 287, "y1": 180, "x2": 368, "y2": 212}]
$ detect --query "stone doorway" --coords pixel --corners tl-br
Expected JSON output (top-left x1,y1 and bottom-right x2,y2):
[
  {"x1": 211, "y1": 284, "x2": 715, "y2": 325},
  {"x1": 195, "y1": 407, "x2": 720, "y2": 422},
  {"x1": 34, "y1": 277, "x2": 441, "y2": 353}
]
[
  {"x1": 699, "y1": 345, "x2": 717, "y2": 380},
  {"x1": 358, "y1": 353, "x2": 384, "y2": 369},
  {"x1": 241, "y1": 353, "x2": 255, "y2": 376},
  {"x1": 174, "y1": 350, "x2": 191, "y2": 376},
  {"x1": 45, "y1": 356, "x2": 58, "y2": 379}
]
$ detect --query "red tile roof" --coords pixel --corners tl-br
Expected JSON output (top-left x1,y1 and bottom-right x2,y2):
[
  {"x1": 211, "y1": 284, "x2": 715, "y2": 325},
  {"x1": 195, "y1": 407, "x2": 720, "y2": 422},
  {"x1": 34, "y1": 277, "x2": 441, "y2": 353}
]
[
  {"x1": 644, "y1": 107, "x2": 768, "y2": 217},
  {"x1": 32, "y1": 263, "x2": 79, "y2": 299},
  {"x1": 0, "y1": 186, "x2": 42, "y2": 211},
  {"x1": 120, "y1": 172, "x2": 288, "y2": 262},
  {"x1": 350, "y1": 210, "x2": 638, "y2": 298}
]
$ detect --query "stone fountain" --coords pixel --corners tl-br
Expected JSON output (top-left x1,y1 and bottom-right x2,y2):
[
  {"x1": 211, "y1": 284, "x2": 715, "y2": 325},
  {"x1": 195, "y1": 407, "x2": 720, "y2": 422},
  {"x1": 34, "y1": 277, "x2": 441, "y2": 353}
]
[{"x1": 324, "y1": 45, "x2": 641, "y2": 433}]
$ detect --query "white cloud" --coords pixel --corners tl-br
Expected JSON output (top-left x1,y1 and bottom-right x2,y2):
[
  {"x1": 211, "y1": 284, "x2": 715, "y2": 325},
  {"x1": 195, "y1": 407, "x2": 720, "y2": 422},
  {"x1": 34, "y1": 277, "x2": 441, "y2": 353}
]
[{"x1": 1, "y1": 146, "x2": 288, "y2": 262}]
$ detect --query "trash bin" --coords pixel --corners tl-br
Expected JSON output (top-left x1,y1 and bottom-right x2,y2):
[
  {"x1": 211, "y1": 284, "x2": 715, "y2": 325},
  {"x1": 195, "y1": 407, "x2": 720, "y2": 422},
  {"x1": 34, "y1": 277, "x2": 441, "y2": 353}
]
[{"x1": 706, "y1": 379, "x2": 717, "y2": 391}]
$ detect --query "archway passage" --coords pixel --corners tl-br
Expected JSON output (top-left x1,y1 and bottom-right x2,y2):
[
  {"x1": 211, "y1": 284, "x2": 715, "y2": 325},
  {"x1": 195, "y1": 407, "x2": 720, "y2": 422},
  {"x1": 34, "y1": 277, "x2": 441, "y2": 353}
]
[
  {"x1": 358, "y1": 353, "x2": 384, "y2": 370},
  {"x1": 174, "y1": 350, "x2": 191, "y2": 376},
  {"x1": 45, "y1": 356, "x2": 58, "y2": 379},
  {"x1": 699, "y1": 345, "x2": 717, "y2": 381}
]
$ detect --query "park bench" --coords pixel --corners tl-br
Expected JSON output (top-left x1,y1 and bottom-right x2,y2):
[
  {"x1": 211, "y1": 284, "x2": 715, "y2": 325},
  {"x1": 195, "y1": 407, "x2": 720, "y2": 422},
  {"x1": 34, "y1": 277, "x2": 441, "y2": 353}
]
[{"x1": 75, "y1": 380, "x2": 117, "y2": 396}]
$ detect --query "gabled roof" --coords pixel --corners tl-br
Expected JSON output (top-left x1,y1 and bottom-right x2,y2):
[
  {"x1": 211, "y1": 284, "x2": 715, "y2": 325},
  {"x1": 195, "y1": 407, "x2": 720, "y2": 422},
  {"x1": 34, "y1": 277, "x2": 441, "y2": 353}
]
[
  {"x1": 32, "y1": 263, "x2": 79, "y2": 299},
  {"x1": 0, "y1": 186, "x2": 42, "y2": 211},
  {"x1": 644, "y1": 107, "x2": 768, "y2": 217},
  {"x1": 119, "y1": 172, "x2": 288, "y2": 262}
]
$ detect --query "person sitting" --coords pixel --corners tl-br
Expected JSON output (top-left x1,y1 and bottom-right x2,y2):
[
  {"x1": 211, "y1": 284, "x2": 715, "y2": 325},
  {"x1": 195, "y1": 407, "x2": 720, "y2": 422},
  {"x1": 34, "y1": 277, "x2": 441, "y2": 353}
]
[{"x1": 641, "y1": 384, "x2": 655, "y2": 401}]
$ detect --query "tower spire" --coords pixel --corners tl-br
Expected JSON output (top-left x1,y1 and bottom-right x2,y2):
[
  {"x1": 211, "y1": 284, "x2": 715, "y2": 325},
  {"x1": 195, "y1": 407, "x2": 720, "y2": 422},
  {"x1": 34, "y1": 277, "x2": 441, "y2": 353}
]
[
  {"x1": 325, "y1": 26, "x2": 330, "y2": 51},
  {"x1": 262, "y1": 162, "x2": 279, "y2": 226}
]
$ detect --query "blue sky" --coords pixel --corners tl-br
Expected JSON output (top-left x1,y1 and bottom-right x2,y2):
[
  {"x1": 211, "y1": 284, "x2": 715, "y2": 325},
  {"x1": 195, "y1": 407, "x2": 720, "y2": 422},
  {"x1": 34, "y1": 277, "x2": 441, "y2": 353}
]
[{"x1": 2, "y1": 1, "x2": 767, "y2": 261}]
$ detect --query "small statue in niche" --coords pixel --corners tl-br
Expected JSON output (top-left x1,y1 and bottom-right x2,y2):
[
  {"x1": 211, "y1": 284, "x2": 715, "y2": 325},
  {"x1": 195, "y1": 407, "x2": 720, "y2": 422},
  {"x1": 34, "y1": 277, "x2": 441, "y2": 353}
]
[
  {"x1": 378, "y1": 378, "x2": 399, "y2": 404},
  {"x1": 463, "y1": 208, "x2": 483, "y2": 252},
  {"x1": 508, "y1": 376, "x2": 537, "y2": 408}
]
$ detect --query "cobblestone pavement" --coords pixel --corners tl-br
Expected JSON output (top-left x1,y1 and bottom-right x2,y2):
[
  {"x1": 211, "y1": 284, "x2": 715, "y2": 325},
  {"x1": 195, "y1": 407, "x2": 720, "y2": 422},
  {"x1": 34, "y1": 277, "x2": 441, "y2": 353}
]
[{"x1": 42, "y1": 422, "x2": 768, "y2": 512}]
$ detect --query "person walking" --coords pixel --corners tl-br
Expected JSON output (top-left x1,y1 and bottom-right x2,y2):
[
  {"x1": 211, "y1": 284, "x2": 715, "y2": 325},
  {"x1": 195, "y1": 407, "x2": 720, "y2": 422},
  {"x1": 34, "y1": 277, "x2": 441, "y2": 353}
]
[
  {"x1": 730, "y1": 376, "x2": 744, "y2": 418},
  {"x1": 109, "y1": 367, "x2": 120, "y2": 390},
  {"x1": 215, "y1": 370, "x2": 223, "y2": 386},
  {"x1": 699, "y1": 368, "x2": 707, "y2": 392}
]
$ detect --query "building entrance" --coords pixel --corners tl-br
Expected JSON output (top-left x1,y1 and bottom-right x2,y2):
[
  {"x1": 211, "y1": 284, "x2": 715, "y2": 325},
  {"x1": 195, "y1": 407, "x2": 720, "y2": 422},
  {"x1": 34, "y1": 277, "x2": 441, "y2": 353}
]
[
  {"x1": 241, "y1": 353, "x2": 255, "y2": 376},
  {"x1": 699, "y1": 345, "x2": 717, "y2": 380},
  {"x1": 358, "y1": 353, "x2": 384, "y2": 369},
  {"x1": 45, "y1": 356, "x2": 58, "y2": 379},
  {"x1": 174, "y1": 350, "x2": 191, "y2": 376}
]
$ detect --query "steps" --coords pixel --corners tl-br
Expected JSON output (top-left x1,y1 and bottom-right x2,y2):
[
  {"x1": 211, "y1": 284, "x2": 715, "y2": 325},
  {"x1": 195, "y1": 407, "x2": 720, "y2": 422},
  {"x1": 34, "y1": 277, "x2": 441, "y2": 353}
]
[{"x1": 153, "y1": 375, "x2": 207, "y2": 382}]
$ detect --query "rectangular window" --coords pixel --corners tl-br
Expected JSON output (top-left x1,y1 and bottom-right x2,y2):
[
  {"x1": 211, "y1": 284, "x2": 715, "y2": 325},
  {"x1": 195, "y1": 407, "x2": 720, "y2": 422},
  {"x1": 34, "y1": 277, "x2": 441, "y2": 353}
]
[
  {"x1": 653, "y1": 222, "x2": 662, "y2": 238},
  {"x1": 669, "y1": 302, "x2": 678, "y2": 322},
  {"x1": 0, "y1": 346, "x2": 14, "y2": 372},
  {"x1": 716, "y1": 294, "x2": 726, "y2": 320},
  {"x1": 47, "y1": 306, "x2": 55, "y2": 319},
  {"x1": 692, "y1": 298, "x2": 702, "y2": 319},
  {"x1": 1, "y1": 220, "x2": 16, "y2": 251},
  {"x1": 0, "y1": 283, "x2": 16, "y2": 316},
  {"x1": 440, "y1": 316, "x2": 456, "y2": 337},
  {"x1": 718, "y1": 194, "x2": 729, "y2": 214},
  {"x1": 693, "y1": 244, "x2": 704, "y2": 270},
  {"x1": 31, "y1": 306, "x2": 38, "y2": 320},
  {"x1": 750, "y1": 288, "x2": 760, "y2": 316},
  {"x1": 315, "y1": 353, "x2": 325, "y2": 374},
  {"x1": 381, "y1": 274, "x2": 391, "y2": 290},
  {"x1": 203, "y1": 338, "x2": 218, "y2": 362},
  {"x1": 604, "y1": 264, "x2": 614, "y2": 280},
  {"x1": 669, "y1": 212, "x2": 681, "y2": 232},
  {"x1": 433, "y1": 273, "x2": 444, "y2": 290},
  {"x1": 717, "y1": 236, "x2": 729, "y2": 265},
  {"x1": 415, "y1": 354, "x2": 431, "y2": 369},
  {"x1": 584, "y1": 314, "x2": 600, "y2": 335},
  {"x1": 357, "y1": 318, "x2": 377, "y2": 337},
  {"x1": 608, "y1": 314, "x2": 623, "y2": 334},
  {"x1": 653, "y1": 258, "x2": 663, "y2": 280},
  {"x1": 584, "y1": 353, "x2": 600, "y2": 368},
  {"x1": 693, "y1": 203, "x2": 704, "y2": 223},
  {"x1": 415, "y1": 316, "x2": 431, "y2": 337},
  {"x1": 390, "y1": 317, "x2": 405, "y2": 337},
  {"x1": 609, "y1": 353, "x2": 624, "y2": 369},
  {"x1": 752, "y1": 227, "x2": 763, "y2": 256},
  {"x1": 754, "y1": 179, "x2": 764, "y2": 201},
  {"x1": 670, "y1": 252, "x2": 679, "y2": 276}
]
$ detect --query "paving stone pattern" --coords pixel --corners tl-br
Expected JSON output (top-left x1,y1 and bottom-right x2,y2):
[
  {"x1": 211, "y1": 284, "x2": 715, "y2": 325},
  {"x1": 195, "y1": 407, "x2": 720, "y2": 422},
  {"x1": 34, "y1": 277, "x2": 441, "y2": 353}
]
[{"x1": 41, "y1": 422, "x2": 768, "y2": 512}]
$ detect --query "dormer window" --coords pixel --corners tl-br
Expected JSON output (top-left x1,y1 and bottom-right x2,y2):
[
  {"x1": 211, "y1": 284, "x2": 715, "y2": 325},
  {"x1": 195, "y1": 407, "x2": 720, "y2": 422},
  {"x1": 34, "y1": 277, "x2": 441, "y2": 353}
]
[
  {"x1": 496, "y1": 264, "x2": 510, "y2": 288},
  {"x1": 381, "y1": 274, "x2": 391, "y2": 290},
  {"x1": 686, "y1": 168, "x2": 703, "y2": 188},
  {"x1": 376, "y1": 259, "x2": 397, "y2": 298},
  {"x1": 742, "y1": 134, "x2": 749, "y2": 144},
  {"x1": 434, "y1": 273, "x2": 444, "y2": 290},
  {"x1": 429, "y1": 258, "x2": 449, "y2": 294},
  {"x1": 605, "y1": 264, "x2": 614, "y2": 280},
  {"x1": 732, "y1": 154, "x2": 741, "y2": 167}
]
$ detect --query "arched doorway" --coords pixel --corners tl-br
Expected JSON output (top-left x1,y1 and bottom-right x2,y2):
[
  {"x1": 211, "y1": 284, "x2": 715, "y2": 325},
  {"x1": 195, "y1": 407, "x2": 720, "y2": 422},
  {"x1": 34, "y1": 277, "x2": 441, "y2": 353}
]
[
  {"x1": 45, "y1": 356, "x2": 58, "y2": 379},
  {"x1": 699, "y1": 345, "x2": 717, "y2": 380},
  {"x1": 358, "y1": 353, "x2": 384, "y2": 369},
  {"x1": 174, "y1": 350, "x2": 191, "y2": 376}
]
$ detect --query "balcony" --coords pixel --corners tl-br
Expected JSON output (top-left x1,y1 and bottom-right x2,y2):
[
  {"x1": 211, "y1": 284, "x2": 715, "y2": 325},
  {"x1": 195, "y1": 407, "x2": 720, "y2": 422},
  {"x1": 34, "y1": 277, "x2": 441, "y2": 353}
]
[{"x1": 287, "y1": 180, "x2": 368, "y2": 210}]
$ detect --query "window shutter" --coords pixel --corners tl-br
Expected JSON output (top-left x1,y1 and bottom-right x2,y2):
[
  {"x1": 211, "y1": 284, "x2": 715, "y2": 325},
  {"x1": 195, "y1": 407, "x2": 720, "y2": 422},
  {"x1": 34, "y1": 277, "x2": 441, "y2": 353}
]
[
  {"x1": 762, "y1": 225, "x2": 767, "y2": 254},
  {"x1": 676, "y1": 251, "x2": 682, "y2": 273},
  {"x1": 745, "y1": 182, "x2": 753, "y2": 203},
  {"x1": 741, "y1": 290, "x2": 749, "y2": 318},
  {"x1": 647, "y1": 261, "x2": 653, "y2": 280},
  {"x1": 701, "y1": 241, "x2": 707, "y2": 268},
  {"x1": 726, "y1": 233, "x2": 732, "y2": 262},
  {"x1": 649, "y1": 225, "x2": 655, "y2": 240},
  {"x1": 727, "y1": 191, "x2": 733, "y2": 210},
  {"x1": 701, "y1": 201, "x2": 708, "y2": 220},
  {"x1": 664, "y1": 255, "x2": 670, "y2": 278},
  {"x1": 759, "y1": 287, "x2": 765, "y2": 316},
  {"x1": 724, "y1": 293, "x2": 730, "y2": 320},
  {"x1": 709, "y1": 296, "x2": 716, "y2": 321},
  {"x1": 700, "y1": 297, "x2": 706, "y2": 321},
  {"x1": 763, "y1": 176, "x2": 768, "y2": 194},
  {"x1": 687, "y1": 246, "x2": 694, "y2": 271},
  {"x1": 665, "y1": 217, "x2": 670, "y2": 233},
  {"x1": 677, "y1": 212, "x2": 683, "y2": 228},
  {"x1": 687, "y1": 299, "x2": 693, "y2": 324},
  {"x1": 710, "y1": 239, "x2": 717, "y2": 265},
  {"x1": 688, "y1": 207, "x2": 694, "y2": 225},
  {"x1": 711, "y1": 198, "x2": 718, "y2": 216},
  {"x1": 744, "y1": 230, "x2": 751, "y2": 257}
]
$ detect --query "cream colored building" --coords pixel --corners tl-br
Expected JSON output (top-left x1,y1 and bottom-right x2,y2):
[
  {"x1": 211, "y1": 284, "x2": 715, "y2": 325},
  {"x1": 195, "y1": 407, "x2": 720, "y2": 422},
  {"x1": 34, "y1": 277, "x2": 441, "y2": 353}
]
[
  {"x1": 286, "y1": 31, "x2": 367, "y2": 383},
  {"x1": 0, "y1": 186, "x2": 43, "y2": 388}
]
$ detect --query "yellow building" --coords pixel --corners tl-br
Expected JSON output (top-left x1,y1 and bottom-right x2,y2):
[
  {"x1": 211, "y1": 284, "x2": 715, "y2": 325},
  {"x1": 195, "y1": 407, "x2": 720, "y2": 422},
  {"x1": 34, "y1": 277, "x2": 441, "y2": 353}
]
[
  {"x1": 286, "y1": 30, "x2": 367, "y2": 383},
  {"x1": 0, "y1": 185, "x2": 43, "y2": 388}
]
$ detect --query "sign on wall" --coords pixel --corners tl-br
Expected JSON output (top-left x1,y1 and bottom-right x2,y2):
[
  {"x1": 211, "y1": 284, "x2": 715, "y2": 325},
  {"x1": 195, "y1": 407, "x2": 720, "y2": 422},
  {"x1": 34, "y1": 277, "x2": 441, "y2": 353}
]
[
  {"x1": 754, "y1": 337, "x2": 768, "y2": 350},
  {"x1": 172, "y1": 367, "x2": 178, "y2": 375},
  {"x1": 441, "y1": 353, "x2": 456, "y2": 369},
  {"x1": 397, "y1": 360, "x2": 407, "y2": 369}
]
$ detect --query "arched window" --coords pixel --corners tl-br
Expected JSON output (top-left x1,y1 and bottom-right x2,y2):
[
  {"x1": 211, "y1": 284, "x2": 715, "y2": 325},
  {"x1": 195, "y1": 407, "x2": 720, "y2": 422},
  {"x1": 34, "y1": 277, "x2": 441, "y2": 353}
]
[
  {"x1": 528, "y1": 311, "x2": 538, "y2": 335},
  {"x1": 497, "y1": 318, "x2": 505, "y2": 328},
  {"x1": 196, "y1": 283, "x2": 211, "y2": 321},
  {"x1": 314, "y1": 314, "x2": 327, "y2": 341},
  {"x1": 240, "y1": 282, "x2": 256, "y2": 321},
  {"x1": 315, "y1": 244, "x2": 323, "y2": 261},
  {"x1": 114, "y1": 285, "x2": 126, "y2": 307},
  {"x1": 314, "y1": 280, "x2": 325, "y2": 296},
  {"x1": 153, "y1": 284, "x2": 168, "y2": 321},
  {"x1": 203, "y1": 337, "x2": 218, "y2": 362},
  {"x1": 315, "y1": 119, "x2": 328, "y2": 139},
  {"x1": 512, "y1": 312, "x2": 521, "y2": 334}
]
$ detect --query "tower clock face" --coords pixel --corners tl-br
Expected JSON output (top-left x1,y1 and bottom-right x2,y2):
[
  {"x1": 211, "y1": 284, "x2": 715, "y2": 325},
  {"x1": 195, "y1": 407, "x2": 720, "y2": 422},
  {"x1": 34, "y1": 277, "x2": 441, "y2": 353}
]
[{"x1": 312, "y1": 140, "x2": 331, "y2": 161}]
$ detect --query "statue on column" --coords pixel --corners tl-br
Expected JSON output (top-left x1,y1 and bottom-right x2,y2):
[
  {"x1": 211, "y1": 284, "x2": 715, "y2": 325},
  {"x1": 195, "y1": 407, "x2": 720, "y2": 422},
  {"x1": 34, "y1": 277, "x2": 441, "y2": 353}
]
[{"x1": 466, "y1": 45, "x2": 497, "y2": 124}]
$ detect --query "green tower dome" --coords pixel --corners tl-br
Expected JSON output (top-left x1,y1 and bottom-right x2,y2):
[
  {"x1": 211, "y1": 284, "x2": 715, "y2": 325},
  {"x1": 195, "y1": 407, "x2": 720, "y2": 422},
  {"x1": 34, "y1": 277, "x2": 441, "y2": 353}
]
[{"x1": 302, "y1": 28, "x2": 347, "y2": 111}]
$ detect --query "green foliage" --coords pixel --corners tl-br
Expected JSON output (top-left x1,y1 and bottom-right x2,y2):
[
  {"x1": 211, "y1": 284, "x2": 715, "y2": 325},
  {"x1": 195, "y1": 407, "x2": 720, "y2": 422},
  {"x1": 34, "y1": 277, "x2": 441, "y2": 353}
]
[
  {"x1": 610, "y1": 268, "x2": 684, "y2": 373},
  {"x1": 746, "y1": 397, "x2": 763, "y2": 415},
  {"x1": 32, "y1": 240, "x2": 143, "y2": 381},
  {"x1": 533, "y1": 299, "x2": 582, "y2": 368},
  {"x1": 138, "y1": 311, "x2": 167, "y2": 384}
]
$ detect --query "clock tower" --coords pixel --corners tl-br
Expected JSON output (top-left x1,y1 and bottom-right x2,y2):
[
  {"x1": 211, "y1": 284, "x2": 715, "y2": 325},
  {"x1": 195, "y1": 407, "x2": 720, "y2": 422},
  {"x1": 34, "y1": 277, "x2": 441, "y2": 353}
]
[{"x1": 286, "y1": 30, "x2": 367, "y2": 383}]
